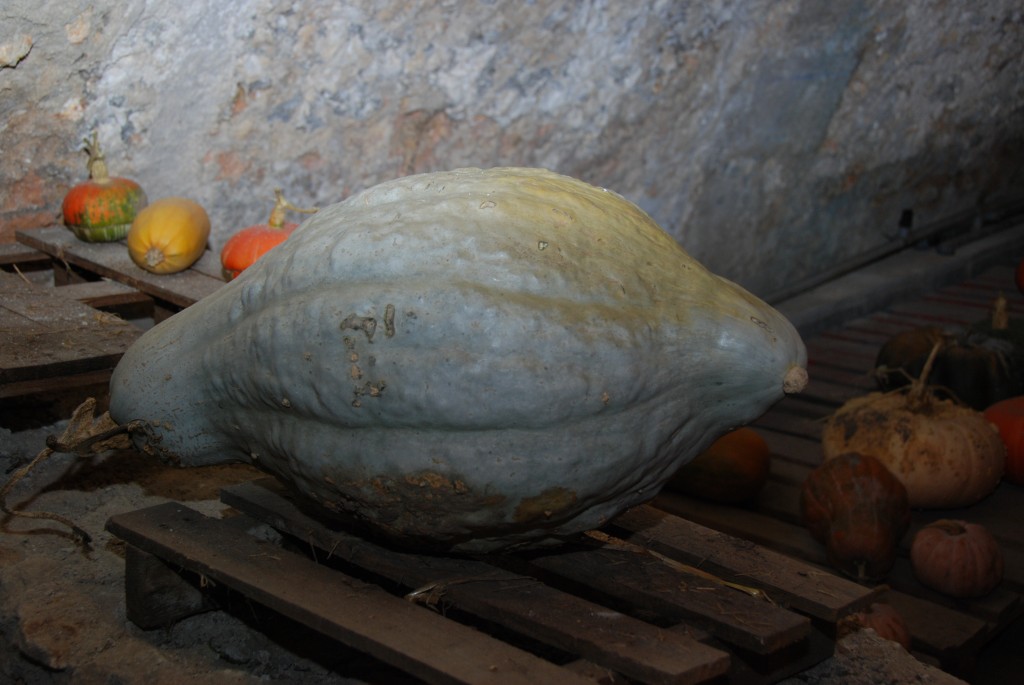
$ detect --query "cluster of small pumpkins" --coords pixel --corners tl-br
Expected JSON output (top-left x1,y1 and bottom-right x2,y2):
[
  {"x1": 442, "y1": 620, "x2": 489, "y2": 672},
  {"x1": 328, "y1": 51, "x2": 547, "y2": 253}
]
[
  {"x1": 60, "y1": 132, "x2": 314, "y2": 280},
  {"x1": 666, "y1": 293, "x2": 1022, "y2": 648},
  {"x1": 801, "y1": 296, "x2": 1023, "y2": 607}
]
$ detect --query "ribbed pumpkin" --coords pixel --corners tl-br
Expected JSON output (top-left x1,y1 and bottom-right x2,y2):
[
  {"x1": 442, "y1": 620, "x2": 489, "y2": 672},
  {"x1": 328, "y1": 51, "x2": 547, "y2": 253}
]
[
  {"x1": 665, "y1": 427, "x2": 771, "y2": 504},
  {"x1": 910, "y1": 520, "x2": 1004, "y2": 598},
  {"x1": 109, "y1": 167, "x2": 808, "y2": 552},
  {"x1": 824, "y1": 343, "x2": 1005, "y2": 508},
  {"x1": 126, "y1": 197, "x2": 210, "y2": 274},
  {"x1": 61, "y1": 132, "x2": 147, "y2": 242},
  {"x1": 219, "y1": 189, "x2": 317, "y2": 281},
  {"x1": 800, "y1": 452, "x2": 911, "y2": 581}
]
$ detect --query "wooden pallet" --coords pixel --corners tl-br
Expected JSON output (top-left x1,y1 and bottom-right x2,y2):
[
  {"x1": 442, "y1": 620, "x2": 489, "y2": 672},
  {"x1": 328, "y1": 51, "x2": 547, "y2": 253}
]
[
  {"x1": 105, "y1": 477, "x2": 883, "y2": 685},
  {"x1": 0, "y1": 270, "x2": 141, "y2": 400},
  {"x1": 16, "y1": 226, "x2": 223, "y2": 320},
  {"x1": 655, "y1": 262, "x2": 1024, "y2": 677}
]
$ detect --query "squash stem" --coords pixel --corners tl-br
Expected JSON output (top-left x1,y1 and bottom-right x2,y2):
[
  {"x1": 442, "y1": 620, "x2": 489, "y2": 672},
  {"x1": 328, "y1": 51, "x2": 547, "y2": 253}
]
[
  {"x1": 83, "y1": 131, "x2": 111, "y2": 184},
  {"x1": 992, "y1": 293, "x2": 1009, "y2": 331},
  {"x1": 145, "y1": 247, "x2": 165, "y2": 269},
  {"x1": 267, "y1": 188, "x2": 317, "y2": 228},
  {"x1": 908, "y1": 340, "x2": 943, "y2": 409}
]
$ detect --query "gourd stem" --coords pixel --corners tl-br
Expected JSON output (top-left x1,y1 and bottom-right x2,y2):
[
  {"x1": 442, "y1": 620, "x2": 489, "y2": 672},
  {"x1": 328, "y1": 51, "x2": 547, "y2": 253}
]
[
  {"x1": 145, "y1": 247, "x2": 165, "y2": 268},
  {"x1": 908, "y1": 340, "x2": 943, "y2": 408},
  {"x1": 992, "y1": 293, "x2": 1009, "y2": 332},
  {"x1": 268, "y1": 188, "x2": 318, "y2": 228},
  {"x1": 83, "y1": 131, "x2": 111, "y2": 184}
]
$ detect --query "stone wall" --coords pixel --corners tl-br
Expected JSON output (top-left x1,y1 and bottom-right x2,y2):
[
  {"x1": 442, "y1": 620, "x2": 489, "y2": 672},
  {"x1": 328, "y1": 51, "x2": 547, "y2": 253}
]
[{"x1": 2, "y1": 0, "x2": 1022, "y2": 296}]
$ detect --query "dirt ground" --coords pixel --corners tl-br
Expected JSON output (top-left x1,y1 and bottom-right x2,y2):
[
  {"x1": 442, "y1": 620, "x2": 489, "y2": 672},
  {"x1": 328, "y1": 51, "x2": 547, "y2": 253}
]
[{"x1": 0, "y1": 416, "x2": 969, "y2": 685}]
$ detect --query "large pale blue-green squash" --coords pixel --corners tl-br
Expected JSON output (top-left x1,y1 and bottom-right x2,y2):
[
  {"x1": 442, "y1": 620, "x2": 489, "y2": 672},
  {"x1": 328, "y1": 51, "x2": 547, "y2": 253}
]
[{"x1": 109, "y1": 167, "x2": 807, "y2": 552}]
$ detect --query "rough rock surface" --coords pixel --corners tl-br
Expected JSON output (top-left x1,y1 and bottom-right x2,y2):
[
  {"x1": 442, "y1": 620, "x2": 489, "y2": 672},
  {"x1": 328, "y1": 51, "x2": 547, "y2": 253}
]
[{"x1": 2, "y1": 1, "x2": 1022, "y2": 296}]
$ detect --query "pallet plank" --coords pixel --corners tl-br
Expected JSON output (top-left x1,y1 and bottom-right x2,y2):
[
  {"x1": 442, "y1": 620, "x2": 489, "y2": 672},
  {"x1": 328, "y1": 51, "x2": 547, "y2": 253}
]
[
  {"x1": 106, "y1": 502, "x2": 598, "y2": 685},
  {"x1": 53, "y1": 279, "x2": 154, "y2": 311},
  {"x1": 221, "y1": 479, "x2": 731, "y2": 685},
  {"x1": 610, "y1": 505, "x2": 879, "y2": 624},
  {"x1": 16, "y1": 226, "x2": 223, "y2": 309},
  {"x1": 522, "y1": 538, "x2": 808, "y2": 655},
  {"x1": 0, "y1": 271, "x2": 140, "y2": 388}
]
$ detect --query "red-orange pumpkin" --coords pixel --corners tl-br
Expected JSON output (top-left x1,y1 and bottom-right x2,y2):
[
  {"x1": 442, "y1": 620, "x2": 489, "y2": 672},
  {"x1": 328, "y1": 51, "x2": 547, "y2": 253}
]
[
  {"x1": 910, "y1": 520, "x2": 1003, "y2": 598},
  {"x1": 61, "y1": 132, "x2": 147, "y2": 242},
  {"x1": 219, "y1": 189, "x2": 317, "y2": 280},
  {"x1": 983, "y1": 395, "x2": 1024, "y2": 486},
  {"x1": 839, "y1": 602, "x2": 911, "y2": 650},
  {"x1": 800, "y1": 453, "x2": 911, "y2": 581},
  {"x1": 665, "y1": 427, "x2": 770, "y2": 503}
]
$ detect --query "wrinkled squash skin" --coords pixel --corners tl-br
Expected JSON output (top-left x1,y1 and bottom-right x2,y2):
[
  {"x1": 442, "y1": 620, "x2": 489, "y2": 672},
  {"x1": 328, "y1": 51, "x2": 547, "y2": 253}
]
[{"x1": 109, "y1": 168, "x2": 807, "y2": 552}]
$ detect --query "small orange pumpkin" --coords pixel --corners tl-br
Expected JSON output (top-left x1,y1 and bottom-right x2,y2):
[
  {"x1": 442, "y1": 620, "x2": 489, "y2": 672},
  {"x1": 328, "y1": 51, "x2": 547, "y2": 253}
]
[
  {"x1": 219, "y1": 189, "x2": 317, "y2": 281},
  {"x1": 983, "y1": 395, "x2": 1024, "y2": 486},
  {"x1": 666, "y1": 427, "x2": 770, "y2": 503},
  {"x1": 839, "y1": 602, "x2": 911, "y2": 650},
  {"x1": 61, "y1": 132, "x2": 147, "y2": 242},
  {"x1": 910, "y1": 520, "x2": 1004, "y2": 598}
]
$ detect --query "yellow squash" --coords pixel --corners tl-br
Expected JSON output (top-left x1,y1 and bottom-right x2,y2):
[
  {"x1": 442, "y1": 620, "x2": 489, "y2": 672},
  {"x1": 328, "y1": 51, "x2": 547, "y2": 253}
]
[{"x1": 127, "y1": 197, "x2": 210, "y2": 274}]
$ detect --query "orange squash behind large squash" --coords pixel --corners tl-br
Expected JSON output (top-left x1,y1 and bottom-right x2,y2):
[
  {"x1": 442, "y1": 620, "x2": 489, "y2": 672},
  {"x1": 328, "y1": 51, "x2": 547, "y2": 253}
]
[{"x1": 665, "y1": 427, "x2": 770, "y2": 503}]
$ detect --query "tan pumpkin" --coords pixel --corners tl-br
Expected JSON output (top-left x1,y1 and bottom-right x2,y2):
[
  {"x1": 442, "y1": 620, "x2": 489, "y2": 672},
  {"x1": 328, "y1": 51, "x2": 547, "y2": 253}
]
[
  {"x1": 823, "y1": 343, "x2": 1005, "y2": 508},
  {"x1": 910, "y1": 520, "x2": 1004, "y2": 598}
]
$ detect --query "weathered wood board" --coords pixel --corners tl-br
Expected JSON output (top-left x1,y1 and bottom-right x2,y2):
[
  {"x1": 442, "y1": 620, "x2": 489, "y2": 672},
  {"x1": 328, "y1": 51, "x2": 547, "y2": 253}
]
[
  {"x1": 0, "y1": 270, "x2": 141, "y2": 398},
  {"x1": 16, "y1": 226, "x2": 223, "y2": 313}
]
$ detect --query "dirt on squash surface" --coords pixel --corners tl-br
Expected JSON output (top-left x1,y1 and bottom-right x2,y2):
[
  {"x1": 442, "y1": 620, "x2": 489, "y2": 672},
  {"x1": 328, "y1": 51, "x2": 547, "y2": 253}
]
[{"x1": 1, "y1": 420, "x2": 967, "y2": 685}]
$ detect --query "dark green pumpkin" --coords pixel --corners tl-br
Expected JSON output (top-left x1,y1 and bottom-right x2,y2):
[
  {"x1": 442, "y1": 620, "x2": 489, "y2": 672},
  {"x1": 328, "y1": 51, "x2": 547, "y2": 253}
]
[{"x1": 874, "y1": 297, "x2": 1024, "y2": 410}]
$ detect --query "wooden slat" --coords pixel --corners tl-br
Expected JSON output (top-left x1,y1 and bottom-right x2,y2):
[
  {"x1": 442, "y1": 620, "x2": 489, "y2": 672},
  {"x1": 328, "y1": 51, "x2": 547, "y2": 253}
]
[
  {"x1": 0, "y1": 271, "x2": 140, "y2": 387},
  {"x1": 0, "y1": 368, "x2": 114, "y2": 400},
  {"x1": 887, "y1": 591, "x2": 992, "y2": 666},
  {"x1": 610, "y1": 505, "x2": 880, "y2": 624},
  {"x1": 806, "y1": 337, "x2": 879, "y2": 368},
  {"x1": 752, "y1": 410, "x2": 823, "y2": 442},
  {"x1": 757, "y1": 429, "x2": 823, "y2": 468},
  {"x1": 106, "y1": 502, "x2": 598, "y2": 685},
  {"x1": 53, "y1": 279, "x2": 153, "y2": 310},
  {"x1": 16, "y1": 226, "x2": 223, "y2": 309},
  {"x1": 793, "y1": 374, "x2": 860, "y2": 406},
  {"x1": 220, "y1": 479, "x2": 730, "y2": 685},
  {"x1": 0, "y1": 243, "x2": 50, "y2": 269},
  {"x1": 652, "y1": 492, "x2": 827, "y2": 568},
  {"x1": 522, "y1": 538, "x2": 808, "y2": 655}
]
